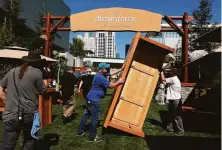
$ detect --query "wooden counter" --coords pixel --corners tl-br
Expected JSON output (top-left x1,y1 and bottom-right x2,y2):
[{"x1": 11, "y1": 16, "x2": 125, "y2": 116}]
[{"x1": 39, "y1": 88, "x2": 54, "y2": 128}]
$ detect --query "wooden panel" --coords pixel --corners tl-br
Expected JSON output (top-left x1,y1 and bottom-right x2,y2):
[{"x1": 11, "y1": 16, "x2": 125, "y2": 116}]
[
  {"x1": 113, "y1": 99, "x2": 143, "y2": 126},
  {"x1": 138, "y1": 70, "x2": 159, "y2": 128},
  {"x1": 104, "y1": 32, "x2": 141, "y2": 127},
  {"x1": 121, "y1": 62, "x2": 156, "y2": 105},
  {"x1": 112, "y1": 61, "x2": 159, "y2": 127},
  {"x1": 104, "y1": 32, "x2": 175, "y2": 137}
]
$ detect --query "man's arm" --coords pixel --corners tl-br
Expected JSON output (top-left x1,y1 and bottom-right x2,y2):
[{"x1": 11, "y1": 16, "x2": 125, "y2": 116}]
[
  {"x1": 161, "y1": 71, "x2": 166, "y2": 85},
  {"x1": 36, "y1": 70, "x2": 47, "y2": 94},
  {"x1": 78, "y1": 81, "x2": 83, "y2": 93},
  {"x1": 109, "y1": 69, "x2": 123, "y2": 76},
  {"x1": 109, "y1": 64, "x2": 125, "y2": 76},
  {"x1": 108, "y1": 78, "x2": 125, "y2": 88},
  {"x1": 0, "y1": 87, "x2": 6, "y2": 101},
  {"x1": 0, "y1": 72, "x2": 9, "y2": 100}
]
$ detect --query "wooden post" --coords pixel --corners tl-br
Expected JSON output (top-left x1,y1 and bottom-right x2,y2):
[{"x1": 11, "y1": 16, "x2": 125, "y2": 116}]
[
  {"x1": 49, "y1": 21, "x2": 53, "y2": 58},
  {"x1": 44, "y1": 13, "x2": 51, "y2": 57},
  {"x1": 182, "y1": 12, "x2": 189, "y2": 83},
  {"x1": 38, "y1": 95, "x2": 44, "y2": 128}
]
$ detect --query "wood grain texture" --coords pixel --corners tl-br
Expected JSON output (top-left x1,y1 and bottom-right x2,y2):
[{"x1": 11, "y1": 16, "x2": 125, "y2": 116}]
[
  {"x1": 104, "y1": 32, "x2": 141, "y2": 127},
  {"x1": 104, "y1": 32, "x2": 175, "y2": 137}
]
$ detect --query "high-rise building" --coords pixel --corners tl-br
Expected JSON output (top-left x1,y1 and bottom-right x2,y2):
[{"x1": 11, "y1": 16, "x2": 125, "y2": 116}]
[
  {"x1": 77, "y1": 32, "x2": 116, "y2": 58},
  {"x1": 77, "y1": 32, "x2": 96, "y2": 57},
  {"x1": 125, "y1": 44, "x2": 130, "y2": 57},
  {"x1": 95, "y1": 32, "x2": 116, "y2": 58}
]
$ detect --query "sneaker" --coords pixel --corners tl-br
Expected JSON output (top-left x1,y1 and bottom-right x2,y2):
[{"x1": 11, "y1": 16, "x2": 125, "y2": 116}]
[
  {"x1": 166, "y1": 127, "x2": 174, "y2": 133},
  {"x1": 175, "y1": 132, "x2": 184, "y2": 136},
  {"x1": 165, "y1": 129, "x2": 174, "y2": 133},
  {"x1": 89, "y1": 136, "x2": 102, "y2": 142},
  {"x1": 76, "y1": 132, "x2": 85, "y2": 137}
]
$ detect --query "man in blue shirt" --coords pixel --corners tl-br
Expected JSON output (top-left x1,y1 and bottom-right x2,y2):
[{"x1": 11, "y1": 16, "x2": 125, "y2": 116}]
[{"x1": 77, "y1": 62, "x2": 124, "y2": 142}]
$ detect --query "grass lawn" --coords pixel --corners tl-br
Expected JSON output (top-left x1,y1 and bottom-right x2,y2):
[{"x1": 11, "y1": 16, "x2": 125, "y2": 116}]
[{"x1": 0, "y1": 89, "x2": 220, "y2": 150}]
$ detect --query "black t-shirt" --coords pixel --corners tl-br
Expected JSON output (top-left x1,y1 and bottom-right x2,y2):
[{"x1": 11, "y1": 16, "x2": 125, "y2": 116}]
[
  {"x1": 60, "y1": 72, "x2": 78, "y2": 97},
  {"x1": 81, "y1": 75, "x2": 94, "y2": 92}
]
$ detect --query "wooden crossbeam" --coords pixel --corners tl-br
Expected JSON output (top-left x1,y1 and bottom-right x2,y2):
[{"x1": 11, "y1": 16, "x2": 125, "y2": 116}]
[
  {"x1": 164, "y1": 15, "x2": 184, "y2": 36},
  {"x1": 49, "y1": 16, "x2": 69, "y2": 34}
]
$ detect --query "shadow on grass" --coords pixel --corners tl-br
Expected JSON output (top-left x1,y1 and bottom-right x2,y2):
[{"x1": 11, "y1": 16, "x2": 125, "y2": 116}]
[
  {"x1": 52, "y1": 115, "x2": 57, "y2": 122},
  {"x1": 79, "y1": 104, "x2": 86, "y2": 109},
  {"x1": 34, "y1": 133, "x2": 59, "y2": 150},
  {"x1": 105, "y1": 94, "x2": 114, "y2": 97},
  {"x1": 102, "y1": 127, "x2": 137, "y2": 137},
  {"x1": 159, "y1": 110, "x2": 221, "y2": 135},
  {"x1": 146, "y1": 118, "x2": 163, "y2": 128},
  {"x1": 145, "y1": 134, "x2": 221, "y2": 150},
  {"x1": 83, "y1": 120, "x2": 104, "y2": 132}
]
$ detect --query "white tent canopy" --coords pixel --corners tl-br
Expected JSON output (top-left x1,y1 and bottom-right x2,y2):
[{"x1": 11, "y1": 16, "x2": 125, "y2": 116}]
[
  {"x1": 189, "y1": 50, "x2": 209, "y2": 62},
  {"x1": 0, "y1": 47, "x2": 57, "y2": 62},
  {"x1": 212, "y1": 47, "x2": 222, "y2": 52}
]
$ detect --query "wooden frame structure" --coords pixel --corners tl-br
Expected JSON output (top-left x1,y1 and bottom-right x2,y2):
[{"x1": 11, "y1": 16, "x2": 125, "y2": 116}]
[
  {"x1": 42, "y1": 12, "x2": 193, "y2": 83},
  {"x1": 104, "y1": 32, "x2": 175, "y2": 137}
]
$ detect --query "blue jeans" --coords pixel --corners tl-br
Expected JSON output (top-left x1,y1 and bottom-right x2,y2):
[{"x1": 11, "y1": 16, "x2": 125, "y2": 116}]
[{"x1": 77, "y1": 101, "x2": 100, "y2": 140}]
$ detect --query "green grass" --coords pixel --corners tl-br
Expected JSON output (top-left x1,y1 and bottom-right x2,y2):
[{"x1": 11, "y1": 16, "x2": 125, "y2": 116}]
[{"x1": 0, "y1": 89, "x2": 220, "y2": 150}]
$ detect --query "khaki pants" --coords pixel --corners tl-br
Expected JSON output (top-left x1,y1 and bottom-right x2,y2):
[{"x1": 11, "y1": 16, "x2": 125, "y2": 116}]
[{"x1": 63, "y1": 96, "x2": 76, "y2": 118}]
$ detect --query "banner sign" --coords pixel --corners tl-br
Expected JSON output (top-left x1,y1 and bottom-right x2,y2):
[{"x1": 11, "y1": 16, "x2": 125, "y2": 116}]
[{"x1": 70, "y1": 7, "x2": 163, "y2": 32}]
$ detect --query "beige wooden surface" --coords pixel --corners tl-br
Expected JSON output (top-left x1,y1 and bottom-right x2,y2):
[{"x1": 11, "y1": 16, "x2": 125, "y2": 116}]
[{"x1": 104, "y1": 32, "x2": 175, "y2": 137}]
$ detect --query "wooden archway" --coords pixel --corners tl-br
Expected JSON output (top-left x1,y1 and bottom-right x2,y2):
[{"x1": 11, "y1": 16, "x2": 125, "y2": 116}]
[{"x1": 42, "y1": 8, "x2": 193, "y2": 83}]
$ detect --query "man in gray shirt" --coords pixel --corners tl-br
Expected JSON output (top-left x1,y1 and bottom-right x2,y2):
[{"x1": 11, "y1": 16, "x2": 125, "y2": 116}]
[{"x1": 0, "y1": 52, "x2": 47, "y2": 150}]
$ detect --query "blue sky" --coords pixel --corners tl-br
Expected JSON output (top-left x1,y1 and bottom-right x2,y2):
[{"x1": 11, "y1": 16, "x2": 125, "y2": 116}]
[{"x1": 63, "y1": 0, "x2": 221, "y2": 58}]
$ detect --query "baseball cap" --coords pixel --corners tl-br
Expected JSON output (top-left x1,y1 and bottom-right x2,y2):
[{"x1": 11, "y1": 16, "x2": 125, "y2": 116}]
[{"x1": 98, "y1": 62, "x2": 110, "y2": 70}]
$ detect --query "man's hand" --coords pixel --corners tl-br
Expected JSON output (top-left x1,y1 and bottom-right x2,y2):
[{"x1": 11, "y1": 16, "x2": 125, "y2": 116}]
[
  {"x1": 108, "y1": 78, "x2": 125, "y2": 88},
  {"x1": 161, "y1": 71, "x2": 164, "y2": 75},
  {"x1": 78, "y1": 89, "x2": 81, "y2": 93},
  {"x1": 118, "y1": 78, "x2": 125, "y2": 84},
  {"x1": 121, "y1": 64, "x2": 125, "y2": 70},
  {"x1": 0, "y1": 87, "x2": 6, "y2": 104}
]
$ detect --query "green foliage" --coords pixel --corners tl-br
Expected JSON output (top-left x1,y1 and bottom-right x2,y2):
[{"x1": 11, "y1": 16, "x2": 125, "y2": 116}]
[
  {"x1": 0, "y1": 25, "x2": 17, "y2": 48},
  {"x1": 69, "y1": 38, "x2": 85, "y2": 58},
  {"x1": 51, "y1": 52, "x2": 67, "y2": 81},
  {"x1": 0, "y1": 63, "x2": 17, "y2": 79},
  {"x1": 2, "y1": 0, "x2": 26, "y2": 44},
  {"x1": 189, "y1": 0, "x2": 218, "y2": 52},
  {"x1": 0, "y1": 0, "x2": 25, "y2": 78}
]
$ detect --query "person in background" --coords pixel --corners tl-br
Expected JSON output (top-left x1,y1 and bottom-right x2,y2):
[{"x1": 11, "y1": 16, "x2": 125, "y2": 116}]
[
  {"x1": 42, "y1": 65, "x2": 53, "y2": 87},
  {"x1": 60, "y1": 67, "x2": 78, "y2": 124},
  {"x1": 77, "y1": 62, "x2": 124, "y2": 142},
  {"x1": 78, "y1": 68, "x2": 94, "y2": 100},
  {"x1": 160, "y1": 68, "x2": 184, "y2": 135},
  {"x1": 0, "y1": 52, "x2": 47, "y2": 150}
]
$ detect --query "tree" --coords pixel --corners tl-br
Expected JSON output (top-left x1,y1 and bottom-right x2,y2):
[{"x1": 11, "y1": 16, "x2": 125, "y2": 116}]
[
  {"x1": 69, "y1": 37, "x2": 86, "y2": 58},
  {"x1": 0, "y1": 23, "x2": 17, "y2": 48},
  {"x1": 189, "y1": 0, "x2": 218, "y2": 52},
  {"x1": 0, "y1": 0, "x2": 26, "y2": 78},
  {"x1": 0, "y1": 0, "x2": 26, "y2": 48}
]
